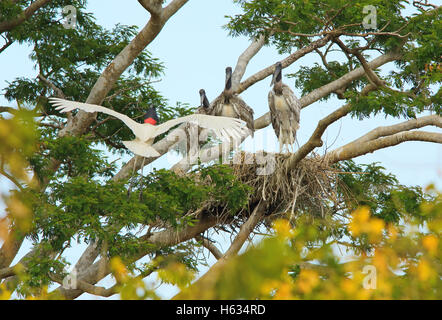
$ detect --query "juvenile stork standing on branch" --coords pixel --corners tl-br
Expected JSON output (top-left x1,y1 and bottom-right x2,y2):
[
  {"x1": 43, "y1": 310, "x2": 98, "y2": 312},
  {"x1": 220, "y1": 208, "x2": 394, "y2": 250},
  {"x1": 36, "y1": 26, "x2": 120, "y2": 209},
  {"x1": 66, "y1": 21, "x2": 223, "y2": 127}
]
[
  {"x1": 268, "y1": 62, "x2": 301, "y2": 153},
  {"x1": 211, "y1": 67, "x2": 255, "y2": 136},
  {"x1": 180, "y1": 89, "x2": 213, "y2": 159}
]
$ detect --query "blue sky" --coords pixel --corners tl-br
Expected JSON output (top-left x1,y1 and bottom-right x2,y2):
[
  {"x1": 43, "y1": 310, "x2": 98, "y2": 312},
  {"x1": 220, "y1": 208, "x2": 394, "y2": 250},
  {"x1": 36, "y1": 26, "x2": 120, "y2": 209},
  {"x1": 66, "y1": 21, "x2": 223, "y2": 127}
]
[{"x1": 0, "y1": 0, "x2": 441, "y2": 299}]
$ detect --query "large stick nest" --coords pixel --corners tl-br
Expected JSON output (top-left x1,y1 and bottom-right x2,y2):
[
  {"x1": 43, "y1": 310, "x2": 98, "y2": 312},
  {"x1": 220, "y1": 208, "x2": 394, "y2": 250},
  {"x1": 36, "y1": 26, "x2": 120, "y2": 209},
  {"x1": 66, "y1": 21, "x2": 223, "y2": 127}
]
[{"x1": 207, "y1": 151, "x2": 345, "y2": 224}]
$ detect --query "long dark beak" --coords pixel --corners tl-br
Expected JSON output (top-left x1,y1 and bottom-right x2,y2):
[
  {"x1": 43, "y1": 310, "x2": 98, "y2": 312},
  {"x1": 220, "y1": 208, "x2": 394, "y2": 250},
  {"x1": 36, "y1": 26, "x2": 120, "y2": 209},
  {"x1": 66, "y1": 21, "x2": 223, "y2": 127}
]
[
  {"x1": 270, "y1": 71, "x2": 276, "y2": 87},
  {"x1": 225, "y1": 67, "x2": 232, "y2": 88},
  {"x1": 270, "y1": 63, "x2": 282, "y2": 87}
]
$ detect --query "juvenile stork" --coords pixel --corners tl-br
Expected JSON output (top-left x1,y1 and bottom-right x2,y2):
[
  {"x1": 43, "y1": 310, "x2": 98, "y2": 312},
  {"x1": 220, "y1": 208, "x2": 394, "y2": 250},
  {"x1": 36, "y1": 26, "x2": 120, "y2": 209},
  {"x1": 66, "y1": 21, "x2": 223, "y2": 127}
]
[
  {"x1": 211, "y1": 67, "x2": 255, "y2": 136},
  {"x1": 268, "y1": 62, "x2": 301, "y2": 153},
  {"x1": 197, "y1": 89, "x2": 211, "y2": 114},
  {"x1": 181, "y1": 89, "x2": 213, "y2": 158}
]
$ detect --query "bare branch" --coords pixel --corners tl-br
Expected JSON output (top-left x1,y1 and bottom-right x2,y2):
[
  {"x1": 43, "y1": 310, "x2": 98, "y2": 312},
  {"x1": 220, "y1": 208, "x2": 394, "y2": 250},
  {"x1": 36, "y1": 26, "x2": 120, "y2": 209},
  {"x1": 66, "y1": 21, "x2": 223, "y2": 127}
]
[
  {"x1": 51, "y1": 274, "x2": 118, "y2": 298},
  {"x1": 237, "y1": 34, "x2": 333, "y2": 94},
  {"x1": 58, "y1": 0, "x2": 189, "y2": 139},
  {"x1": 56, "y1": 215, "x2": 219, "y2": 299},
  {"x1": 231, "y1": 34, "x2": 267, "y2": 92},
  {"x1": 172, "y1": 202, "x2": 266, "y2": 299},
  {"x1": 0, "y1": 266, "x2": 15, "y2": 279},
  {"x1": 352, "y1": 115, "x2": 442, "y2": 144},
  {"x1": 138, "y1": 0, "x2": 162, "y2": 16},
  {"x1": 327, "y1": 115, "x2": 442, "y2": 164},
  {"x1": 0, "y1": 36, "x2": 12, "y2": 53},
  {"x1": 196, "y1": 236, "x2": 223, "y2": 260},
  {"x1": 222, "y1": 202, "x2": 266, "y2": 259},
  {"x1": 38, "y1": 74, "x2": 66, "y2": 99}
]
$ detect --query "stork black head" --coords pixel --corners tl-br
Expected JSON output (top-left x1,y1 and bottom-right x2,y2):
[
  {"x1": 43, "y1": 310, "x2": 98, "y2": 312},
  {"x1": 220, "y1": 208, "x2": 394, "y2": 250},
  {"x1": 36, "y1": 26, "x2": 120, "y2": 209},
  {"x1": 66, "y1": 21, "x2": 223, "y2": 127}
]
[
  {"x1": 143, "y1": 105, "x2": 159, "y2": 125},
  {"x1": 225, "y1": 66, "x2": 233, "y2": 90},
  {"x1": 199, "y1": 89, "x2": 210, "y2": 109},
  {"x1": 270, "y1": 62, "x2": 283, "y2": 87}
]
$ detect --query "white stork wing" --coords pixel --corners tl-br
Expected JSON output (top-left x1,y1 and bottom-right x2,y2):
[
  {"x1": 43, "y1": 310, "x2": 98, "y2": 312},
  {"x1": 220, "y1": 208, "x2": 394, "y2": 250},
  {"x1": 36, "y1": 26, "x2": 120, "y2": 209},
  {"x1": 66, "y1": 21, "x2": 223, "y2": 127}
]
[
  {"x1": 49, "y1": 97, "x2": 140, "y2": 134},
  {"x1": 153, "y1": 114, "x2": 246, "y2": 141}
]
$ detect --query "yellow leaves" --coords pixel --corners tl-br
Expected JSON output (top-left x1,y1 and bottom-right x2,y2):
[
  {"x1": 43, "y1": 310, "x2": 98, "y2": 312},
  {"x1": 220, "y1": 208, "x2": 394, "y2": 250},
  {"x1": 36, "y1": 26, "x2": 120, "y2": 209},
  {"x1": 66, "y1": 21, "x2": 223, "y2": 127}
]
[
  {"x1": 349, "y1": 206, "x2": 385, "y2": 242},
  {"x1": 5, "y1": 195, "x2": 32, "y2": 232},
  {"x1": 416, "y1": 259, "x2": 437, "y2": 282},
  {"x1": 387, "y1": 224, "x2": 398, "y2": 241},
  {"x1": 157, "y1": 262, "x2": 195, "y2": 290},
  {"x1": 274, "y1": 282, "x2": 293, "y2": 300},
  {"x1": 296, "y1": 270, "x2": 319, "y2": 294},
  {"x1": 0, "y1": 111, "x2": 37, "y2": 183},
  {"x1": 0, "y1": 284, "x2": 11, "y2": 300},
  {"x1": 260, "y1": 279, "x2": 279, "y2": 296},
  {"x1": 110, "y1": 257, "x2": 159, "y2": 300},
  {"x1": 272, "y1": 219, "x2": 293, "y2": 239},
  {"x1": 110, "y1": 257, "x2": 128, "y2": 283},
  {"x1": 422, "y1": 235, "x2": 439, "y2": 256}
]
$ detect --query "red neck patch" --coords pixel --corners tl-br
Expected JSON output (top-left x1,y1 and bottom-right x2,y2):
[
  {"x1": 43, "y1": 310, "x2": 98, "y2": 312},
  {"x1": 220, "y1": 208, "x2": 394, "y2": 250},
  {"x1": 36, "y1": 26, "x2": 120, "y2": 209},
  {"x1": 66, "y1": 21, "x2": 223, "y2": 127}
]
[{"x1": 144, "y1": 118, "x2": 157, "y2": 125}]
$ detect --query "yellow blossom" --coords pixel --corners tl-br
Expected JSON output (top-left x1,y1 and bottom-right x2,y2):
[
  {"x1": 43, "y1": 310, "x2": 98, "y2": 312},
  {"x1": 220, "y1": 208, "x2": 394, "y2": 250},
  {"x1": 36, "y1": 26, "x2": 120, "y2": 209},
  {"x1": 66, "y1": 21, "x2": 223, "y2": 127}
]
[
  {"x1": 387, "y1": 224, "x2": 398, "y2": 241},
  {"x1": 349, "y1": 207, "x2": 385, "y2": 243},
  {"x1": 297, "y1": 270, "x2": 319, "y2": 294},
  {"x1": 0, "y1": 284, "x2": 11, "y2": 300},
  {"x1": 110, "y1": 257, "x2": 128, "y2": 283},
  {"x1": 349, "y1": 207, "x2": 370, "y2": 237},
  {"x1": 274, "y1": 283, "x2": 293, "y2": 300},
  {"x1": 422, "y1": 235, "x2": 438, "y2": 256},
  {"x1": 272, "y1": 219, "x2": 293, "y2": 239},
  {"x1": 417, "y1": 259, "x2": 435, "y2": 282}
]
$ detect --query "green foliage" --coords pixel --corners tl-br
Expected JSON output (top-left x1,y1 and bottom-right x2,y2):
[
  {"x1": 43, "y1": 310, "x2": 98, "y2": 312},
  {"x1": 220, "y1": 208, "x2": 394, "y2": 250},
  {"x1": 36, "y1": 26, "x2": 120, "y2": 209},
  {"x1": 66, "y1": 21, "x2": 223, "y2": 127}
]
[
  {"x1": 291, "y1": 61, "x2": 364, "y2": 100},
  {"x1": 1, "y1": 0, "x2": 440, "y2": 300},
  {"x1": 335, "y1": 160, "x2": 431, "y2": 222},
  {"x1": 180, "y1": 194, "x2": 442, "y2": 299},
  {"x1": 227, "y1": 1, "x2": 441, "y2": 118}
]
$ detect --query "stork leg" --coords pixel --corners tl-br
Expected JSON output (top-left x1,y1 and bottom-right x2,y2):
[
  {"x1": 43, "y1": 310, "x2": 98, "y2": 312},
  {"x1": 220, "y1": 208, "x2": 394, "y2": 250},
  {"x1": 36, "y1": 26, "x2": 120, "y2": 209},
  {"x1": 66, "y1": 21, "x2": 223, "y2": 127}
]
[
  {"x1": 138, "y1": 156, "x2": 146, "y2": 202},
  {"x1": 127, "y1": 156, "x2": 138, "y2": 198}
]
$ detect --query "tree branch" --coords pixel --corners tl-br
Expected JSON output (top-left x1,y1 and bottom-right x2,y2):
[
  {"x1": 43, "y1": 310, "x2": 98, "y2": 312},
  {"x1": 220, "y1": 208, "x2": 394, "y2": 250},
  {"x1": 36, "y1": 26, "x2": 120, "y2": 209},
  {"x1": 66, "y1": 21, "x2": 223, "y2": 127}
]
[
  {"x1": 327, "y1": 116, "x2": 442, "y2": 164},
  {"x1": 38, "y1": 74, "x2": 66, "y2": 99},
  {"x1": 172, "y1": 202, "x2": 266, "y2": 299},
  {"x1": 237, "y1": 34, "x2": 333, "y2": 94},
  {"x1": 284, "y1": 84, "x2": 378, "y2": 171},
  {"x1": 196, "y1": 236, "x2": 223, "y2": 260},
  {"x1": 57, "y1": 0, "x2": 189, "y2": 139},
  {"x1": 0, "y1": 0, "x2": 52, "y2": 34},
  {"x1": 56, "y1": 215, "x2": 219, "y2": 299},
  {"x1": 0, "y1": 266, "x2": 15, "y2": 279},
  {"x1": 222, "y1": 201, "x2": 266, "y2": 259},
  {"x1": 231, "y1": 34, "x2": 267, "y2": 92},
  {"x1": 138, "y1": 0, "x2": 162, "y2": 16},
  {"x1": 254, "y1": 50, "x2": 403, "y2": 130}
]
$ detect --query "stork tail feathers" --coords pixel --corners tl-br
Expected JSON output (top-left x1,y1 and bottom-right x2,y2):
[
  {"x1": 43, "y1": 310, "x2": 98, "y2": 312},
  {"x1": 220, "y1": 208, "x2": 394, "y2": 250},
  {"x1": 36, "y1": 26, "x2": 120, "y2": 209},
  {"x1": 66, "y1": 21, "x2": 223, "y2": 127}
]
[{"x1": 122, "y1": 141, "x2": 160, "y2": 158}]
